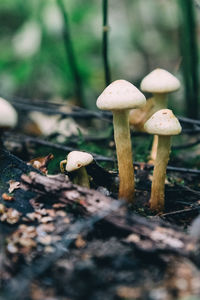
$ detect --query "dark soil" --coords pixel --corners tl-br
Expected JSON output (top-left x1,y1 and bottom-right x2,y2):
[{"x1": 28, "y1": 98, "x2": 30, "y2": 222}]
[{"x1": 1, "y1": 148, "x2": 200, "y2": 300}]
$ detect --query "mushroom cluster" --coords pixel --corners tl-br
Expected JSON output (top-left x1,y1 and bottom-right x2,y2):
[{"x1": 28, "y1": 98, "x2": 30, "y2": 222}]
[
  {"x1": 59, "y1": 69, "x2": 182, "y2": 213},
  {"x1": 141, "y1": 69, "x2": 180, "y2": 162}
]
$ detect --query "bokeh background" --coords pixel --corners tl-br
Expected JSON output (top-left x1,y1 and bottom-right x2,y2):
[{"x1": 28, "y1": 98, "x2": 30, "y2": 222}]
[{"x1": 0, "y1": 0, "x2": 199, "y2": 117}]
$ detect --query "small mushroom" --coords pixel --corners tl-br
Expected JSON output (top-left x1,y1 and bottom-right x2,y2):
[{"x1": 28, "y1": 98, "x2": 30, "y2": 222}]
[
  {"x1": 144, "y1": 109, "x2": 182, "y2": 212},
  {"x1": 97, "y1": 80, "x2": 146, "y2": 203},
  {"x1": 141, "y1": 68, "x2": 180, "y2": 162},
  {"x1": 0, "y1": 97, "x2": 18, "y2": 143},
  {"x1": 60, "y1": 151, "x2": 93, "y2": 188}
]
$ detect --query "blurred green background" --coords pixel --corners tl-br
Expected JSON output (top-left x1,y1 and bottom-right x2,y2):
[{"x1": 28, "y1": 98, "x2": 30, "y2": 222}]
[{"x1": 0, "y1": 0, "x2": 199, "y2": 117}]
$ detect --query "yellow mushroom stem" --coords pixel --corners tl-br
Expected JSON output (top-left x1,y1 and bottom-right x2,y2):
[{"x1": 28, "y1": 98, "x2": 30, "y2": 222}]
[
  {"x1": 113, "y1": 110, "x2": 134, "y2": 203},
  {"x1": 60, "y1": 159, "x2": 90, "y2": 188},
  {"x1": 60, "y1": 159, "x2": 67, "y2": 173},
  {"x1": 149, "y1": 135, "x2": 158, "y2": 163},
  {"x1": 149, "y1": 93, "x2": 168, "y2": 163},
  {"x1": 154, "y1": 93, "x2": 168, "y2": 111},
  {"x1": 73, "y1": 166, "x2": 90, "y2": 188},
  {"x1": 150, "y1": 135, "x2": 171, "y2": 212}
]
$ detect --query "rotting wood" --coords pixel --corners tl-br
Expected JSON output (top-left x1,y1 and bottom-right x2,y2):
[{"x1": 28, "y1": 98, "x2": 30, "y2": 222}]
[
  {"x1": 21, "y1": 172, "x2": 198, "y2": 258},
  {"x1": 2, "y1": 170, "x2": 200, "y2": 300}
]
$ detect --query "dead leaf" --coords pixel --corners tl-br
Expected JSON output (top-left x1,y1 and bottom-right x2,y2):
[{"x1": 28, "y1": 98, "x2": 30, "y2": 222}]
[
  {"x1": 28, "y1": 153, "x2": 54, "y2": 174},
  {"x1": 2, "y1": 193, "x2": 14, "y2": 201},
  {"x1": 9, "y1": 180, "x2": 20, "y2": 193}
]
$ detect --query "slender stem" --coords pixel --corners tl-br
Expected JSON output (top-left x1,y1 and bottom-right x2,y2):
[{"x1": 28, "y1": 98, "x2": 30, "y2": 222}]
[
  {"x1": 113, "y1": 110, "x2": 134, "y2": 203},
  {"x1": 150, "y1": 135, "x2": 171, "y2": 212},
  {"x1": 149, "y1": 94, "x2": 168, "y2": 163},
  {"x1": 149, "y1": 135, "x2": 158, "y2": 163},
  {"x1": 102, "y1": 0, "x2": 111, "y2": 86},
  {"x1": 74, "y1": 166, "x2": 90, "y2": 188},
  {"x1": 56, "y1": 0, "x2": 84, "y2": 106},
  {"x1": 153, "y1": 93, "x2": 168, "y2": 111}
]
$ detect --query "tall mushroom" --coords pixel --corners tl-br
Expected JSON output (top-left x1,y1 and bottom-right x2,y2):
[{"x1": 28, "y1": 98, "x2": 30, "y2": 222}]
[
  {"x1": 96, "y1": 80, "x2": 146, "y2": 203},
  {"x1": 60, "y1": 151, "x2": 93, "y2": 188},
  {"x1": 144, "y1": 109, "x2": 182, "y2": 212},
  {"x1": 141, "y1": 68, "x2": 180, "y2": 162}
]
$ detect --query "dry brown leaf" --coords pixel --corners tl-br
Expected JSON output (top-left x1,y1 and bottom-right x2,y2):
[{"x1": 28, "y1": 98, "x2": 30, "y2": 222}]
[
  {"x1": 28, "y1": 153, "x2": 54, "y2": 174},
  {"x1": 2, "y1": 193, "x2": 14, "y2": 201},
  {"x1": 8, "y1": 180, "x2": 20, "y2": 193}
]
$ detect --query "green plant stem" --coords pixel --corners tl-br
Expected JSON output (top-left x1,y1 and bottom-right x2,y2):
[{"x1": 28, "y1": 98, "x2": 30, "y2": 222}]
[
  {"x1": 178, "y1": 0, "x2": 199, "y2": 118},
  {"x1": 102, "y1": 0, "x2": 111, "y2": 86},
  {"x1": 56, "y1": 0, "x2": 84, "y2": 106}
]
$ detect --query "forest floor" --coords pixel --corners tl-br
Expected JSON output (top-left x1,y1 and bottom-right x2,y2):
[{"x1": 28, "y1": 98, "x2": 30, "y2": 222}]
[{"x1": 0, "y1": 101, "x2": 200, "y2": 300}]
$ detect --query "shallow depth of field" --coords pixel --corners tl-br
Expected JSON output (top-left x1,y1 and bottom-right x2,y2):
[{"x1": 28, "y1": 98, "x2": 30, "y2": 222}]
[{"x1": 0, "y1": 1, "x2": 200, "y2": 300}]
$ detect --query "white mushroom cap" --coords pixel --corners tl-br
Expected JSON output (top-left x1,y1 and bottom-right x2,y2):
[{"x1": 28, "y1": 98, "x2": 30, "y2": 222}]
[
  {"x1": 0, "y1": 97, "x2": 18, "y2": 128},
  {"x1": 141, "y1": 69, "x2": 180, "y2": 94},
  {"x1": 66, "y1": 151, "x2": 93, "y2": 172},
  {"x1": 144, "y1": 109, "x2": 182, "y2": 136},
  {"x1": 96, "y1": 80, "x2": 146, "y2": 111}
]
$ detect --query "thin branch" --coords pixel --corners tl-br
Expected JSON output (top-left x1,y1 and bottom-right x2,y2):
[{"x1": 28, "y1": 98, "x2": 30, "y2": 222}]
[
  {"x1": 2, "y1": 92, "x2": 200, "y2": 126},
  {"x1": 56, "y1": 0, "x2": 84, "y2": 105},
  {"x1": 161, "y1": 206, "x2": 200, "y2": 218},
  {"x1": 177, "y1": 115, "x2": 200, "y2": 126},
  {"x1": 172, "y1": 138, "x2": 200, "y2": 150},
  {"x1": 4, "y1": 133, "x2": 200, "y2": 175},
  {"x1": 102, "y1": 0, "x2": 111, "y2": 85}
]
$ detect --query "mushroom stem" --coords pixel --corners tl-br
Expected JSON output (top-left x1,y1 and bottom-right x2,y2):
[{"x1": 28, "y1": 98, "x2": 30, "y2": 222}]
[
  {"x1": 73, "y1": 166, "x2": 90, "y2": 188},
  {"x1": 154, "y1": 93, "x2": 168, "y2": 111},
  {"x1": 149, "y1": 94, "x2": 168, "y2": 163},
  {"x1": 150, "y1": 135, "x2": 171, "y2": 212},
  {"x1": 149, "y1": 135, "x2": 158, "y2": 163},
  {"x1": 113, "y1": 110, "x2": 134, "y2": 203},
  {"x1": 60, "y1": 159, "x2": 67, "y2": 173}
]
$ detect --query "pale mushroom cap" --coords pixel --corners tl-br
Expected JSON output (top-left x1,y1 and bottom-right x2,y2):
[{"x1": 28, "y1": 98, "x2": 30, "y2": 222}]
[
  {"x1": 96, "y1": 80, "x2": 146, "y2": 111},
  {"x1": 66, "y1": 151, "x2": 94, "y2": 172},
  {"x1": 141, "y1": 68, "x2": 180, "y2": 94},
  {"x1": 0, "y1": 97, "x2": 18, "y2": 128},
  {"x1": 144, "y1": 109, "x2": 182, "y2": 136}
]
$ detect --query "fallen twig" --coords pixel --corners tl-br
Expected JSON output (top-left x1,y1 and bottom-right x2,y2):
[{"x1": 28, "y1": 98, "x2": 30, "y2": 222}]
[{"x1": 4, "y1": 133, "x2": 200, "y2": 175}]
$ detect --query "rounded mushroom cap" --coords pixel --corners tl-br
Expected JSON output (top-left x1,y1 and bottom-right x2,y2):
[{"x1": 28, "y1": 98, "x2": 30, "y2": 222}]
[
  {"x1": 141, "y1": 68, "x2": 180, "y2": 94},
  {"x1": 0, "y1": 97, "x2": 18, "y2": 128},
  {"x1": 66, "y1": 151, "x2": 94, "y2": 172},
  {"x1": 96, "y1": 80, "x2": 146, "y2": 111},
  {"x1": 144, "y1": 109, "x2": 182, "y2": 136}
]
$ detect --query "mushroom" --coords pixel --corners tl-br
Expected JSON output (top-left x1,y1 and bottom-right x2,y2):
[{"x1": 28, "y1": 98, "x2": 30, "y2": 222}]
[
  {"x1": 141, "y1": 68, "x2": 180, "y2": 162},
  {"x1": 60, "y1": 151, "x2": 93, "y2": 188},
  {"x1": 96, "y1": 80, "x2": 146, "y2": 203},
  {"x1": 144, "y1": 109, "x2": 182, "y2": 212},
  {"x1": 0, "y1": 97, "x2": 17, "y2": 132},
  {"x1": 0, "y1": 97, "x2": 17, "y2": 149}
]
